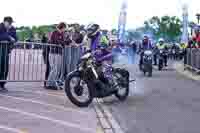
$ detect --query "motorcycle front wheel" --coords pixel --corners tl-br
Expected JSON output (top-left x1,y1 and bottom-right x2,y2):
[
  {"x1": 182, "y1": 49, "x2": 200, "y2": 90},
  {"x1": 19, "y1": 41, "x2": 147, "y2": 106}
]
[
  {"x1": 114, "y1": 70, "x2": 129, "y2": 101},
  {"x1": 148, "y1": 66, "x2": 153, "y2": 77},
  {"x1": 158, "y1": 60, "x2": 163, "y2": 71},
  {"x1": 65, "y1": 72, "x2": 94, "y2": 107}
]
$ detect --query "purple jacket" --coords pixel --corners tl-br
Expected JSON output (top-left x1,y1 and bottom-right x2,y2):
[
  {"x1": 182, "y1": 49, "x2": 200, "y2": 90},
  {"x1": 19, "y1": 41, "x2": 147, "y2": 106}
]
[
  {"x1": 94, "y1": 49, "x2": 112, "y2": 62},
  {"x1": 90, "y1": 32, "x2": 101, "y2": 51}
]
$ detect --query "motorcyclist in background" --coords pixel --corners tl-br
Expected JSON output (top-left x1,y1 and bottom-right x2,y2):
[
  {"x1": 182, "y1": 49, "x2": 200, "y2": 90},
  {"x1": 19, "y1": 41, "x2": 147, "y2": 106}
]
[
  {"x1": 179, "y1": 43, "x2": 187, "y2": 60},
  {"x1": 171, "y1": 43, "x2": 177, "y2": 60},
  {"x1": 138, "y1": 35, "x2": 153, "y2": 70},
  {"x1": 157, "y1": 38, "x2": 168, "y2": 66},
  {"x1": 153, "y1": 43, "x2": 159, "y2": 65}
]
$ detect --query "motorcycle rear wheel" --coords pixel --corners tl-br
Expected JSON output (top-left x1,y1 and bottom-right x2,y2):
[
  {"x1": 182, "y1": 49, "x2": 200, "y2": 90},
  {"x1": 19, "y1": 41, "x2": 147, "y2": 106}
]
[{"x1": 65, "y1": 72, "x2": 94, "y2": 107}]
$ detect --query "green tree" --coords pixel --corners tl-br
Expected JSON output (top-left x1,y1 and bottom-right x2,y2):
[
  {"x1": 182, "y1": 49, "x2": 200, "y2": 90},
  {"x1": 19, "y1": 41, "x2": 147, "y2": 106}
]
[
  {"x1": 144, "y1": 16, "x2": 182, "y2": 41},
  {"x1": 17, "y1": 26, "x2": 32, "y2": 41},
  {"x1": 127, "y1": 30, "x2": 142, "y2": 41}
]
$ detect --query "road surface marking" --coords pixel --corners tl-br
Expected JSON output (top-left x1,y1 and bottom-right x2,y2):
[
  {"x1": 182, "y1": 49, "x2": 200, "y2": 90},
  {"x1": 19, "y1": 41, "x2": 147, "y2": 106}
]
[
  {"x1": 96, "y1": 99, "x2": 125, "y2": 133},
  {"x1": 0, "y1": 106, "x2": 94, "y2": 133},
  {"x1": 0, "y1": 94, "x2": 88, "y2": 115},
  {"x1": 10, "y1": 89, "x2": 66, "y2": 99},
  {"x1": 0, "y1": 125, "x2": 21, "y2": 133}
]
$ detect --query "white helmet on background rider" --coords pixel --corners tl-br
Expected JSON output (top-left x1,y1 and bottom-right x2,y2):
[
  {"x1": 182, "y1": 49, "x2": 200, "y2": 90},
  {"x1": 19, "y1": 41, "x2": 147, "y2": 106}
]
[{"x1": 158, "y1": 38, "x2": 164, "y2": 43}]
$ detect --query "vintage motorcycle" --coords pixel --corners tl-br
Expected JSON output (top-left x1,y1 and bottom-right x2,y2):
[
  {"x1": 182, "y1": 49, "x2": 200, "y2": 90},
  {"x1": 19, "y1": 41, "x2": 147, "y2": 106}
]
[{"x1": 65, "y1": 51, "x2": 133, "y2": 107}]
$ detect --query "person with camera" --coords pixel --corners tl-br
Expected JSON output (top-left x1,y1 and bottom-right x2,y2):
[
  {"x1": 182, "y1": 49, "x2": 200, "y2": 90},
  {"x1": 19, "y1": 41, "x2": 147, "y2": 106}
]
[{"x1": 0, "y1": 16, "x2": 17, "y2": 92}]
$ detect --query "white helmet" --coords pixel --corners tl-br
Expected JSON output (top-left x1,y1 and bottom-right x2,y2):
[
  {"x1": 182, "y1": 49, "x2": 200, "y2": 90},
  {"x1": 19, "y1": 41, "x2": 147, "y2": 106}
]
[{"x1": 158, "y1": 38, "x2": 164, "y2": 42}]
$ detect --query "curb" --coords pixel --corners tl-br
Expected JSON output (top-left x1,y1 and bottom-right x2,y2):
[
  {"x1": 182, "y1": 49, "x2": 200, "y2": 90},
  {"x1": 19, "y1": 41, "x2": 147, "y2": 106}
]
[
  {"x1": 94, "y1": 99, "x2": 124, "y2": 133},
  {"x1": 173, "y1": 62, "x2": 200, "y2": 81}
]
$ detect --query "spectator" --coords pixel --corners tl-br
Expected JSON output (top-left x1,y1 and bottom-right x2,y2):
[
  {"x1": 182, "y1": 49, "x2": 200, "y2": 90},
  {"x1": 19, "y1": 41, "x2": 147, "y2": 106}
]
[
  {"x1": 70, "y1": 24, "x2": 84, "y2": 73},
  {"x1": 41, "y1": 33, "x2": 50, "y2": 88},
  {"x1": 0, "y1": 16, "x2": 17, "y2": 92},
  {"x1": 131, "y1": 41, "x2": 137, "y2": 53},
  {"x1": 72, "y1": 24, "x2": 84, "y2": 44},
  {"x1": 47, "y1": 22, "x2": 68, "y2": 90},
  {"x1": 129, "y1": 41, "x2": 137, "y2": 64},
  {"x1": 192, "y1": 28, "x2": 200, "y2": 48},
  {"x1": 61, "y1": 30, "x2": 72, "y2": 81},
  {"x1": 80, "y1": 29, "x2": 89, "y2": 53}
]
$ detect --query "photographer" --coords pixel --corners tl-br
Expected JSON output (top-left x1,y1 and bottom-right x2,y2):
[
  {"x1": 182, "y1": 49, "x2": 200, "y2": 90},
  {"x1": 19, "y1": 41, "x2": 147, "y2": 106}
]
[{"x1": 0, "y1": 17, "x2": 17, "y2": 92}]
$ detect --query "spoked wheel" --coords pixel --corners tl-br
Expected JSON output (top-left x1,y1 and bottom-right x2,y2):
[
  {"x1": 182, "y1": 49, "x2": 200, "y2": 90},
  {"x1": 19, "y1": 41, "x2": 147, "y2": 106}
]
[
  {"x1": 65, "y1": 72, "x2": 94, "y2": 107},
  {"x1": 114, "y1": 70, "x2": 129, "y2": 101}
]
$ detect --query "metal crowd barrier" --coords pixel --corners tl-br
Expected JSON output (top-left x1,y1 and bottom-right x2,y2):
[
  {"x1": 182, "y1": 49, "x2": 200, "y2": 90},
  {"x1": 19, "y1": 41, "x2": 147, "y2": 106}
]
[
  {"x1": 0, "y1": 41, "x2": 81, "y2": 82},
  {"x1": 185, "y1": 48, "x2": 200, "y2": 72}
]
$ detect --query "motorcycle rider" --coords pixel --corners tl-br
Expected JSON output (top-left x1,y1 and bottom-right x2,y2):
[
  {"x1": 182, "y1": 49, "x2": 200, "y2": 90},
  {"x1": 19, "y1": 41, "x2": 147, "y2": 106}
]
[
  {"x1": 179, "y1": 43, "x2": 187, "y2": 60},
  {"x1": 153, "y1": 43, "x2": 159, "y2": 65},
  {"x1": 92, "y1": 38, "x2": 116, "y2": 94},
  {"x1": 138, "y1": 35, "x2": 153, "y2": 70},
  {"x1": 171, "y1": 43, "x2": 177, "y2": 60},
  {"x1": 94, "y1": 39, "x2": 112, "y2": 76},
  {"x1": 94, "y1": 40, "x2": 112, "y2": 62},
  {"x1": 86, "y1": 24, "x2": 101, "y2": 51},
  {"x1": 157, "y1": 38, "x2": 168, "y2": 66}
]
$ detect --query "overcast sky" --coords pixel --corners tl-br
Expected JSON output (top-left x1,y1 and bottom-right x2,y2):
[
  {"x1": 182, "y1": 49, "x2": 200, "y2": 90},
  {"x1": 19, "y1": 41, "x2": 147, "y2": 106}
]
[{"x1": 0, "y1": 0, "x2": 199, "y2": 29}]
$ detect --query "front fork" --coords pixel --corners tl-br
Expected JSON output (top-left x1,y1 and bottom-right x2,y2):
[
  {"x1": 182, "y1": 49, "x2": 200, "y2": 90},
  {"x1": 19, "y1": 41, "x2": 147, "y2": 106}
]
[{"x1": 91, "y1": 66, "x2": 99, "y2": 79}]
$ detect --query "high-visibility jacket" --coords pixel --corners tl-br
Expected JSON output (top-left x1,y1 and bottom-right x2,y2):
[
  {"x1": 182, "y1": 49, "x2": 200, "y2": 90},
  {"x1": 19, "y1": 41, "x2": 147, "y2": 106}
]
[
  {"x1": 156, "y1": 43, "x2": 167, "y2": 50},
  {"x1": 100, "y1": 35, "x2": 109, "y2": 45},
  {"x1": 180, "y1": 43, "x2": 187, "y2": 49}
]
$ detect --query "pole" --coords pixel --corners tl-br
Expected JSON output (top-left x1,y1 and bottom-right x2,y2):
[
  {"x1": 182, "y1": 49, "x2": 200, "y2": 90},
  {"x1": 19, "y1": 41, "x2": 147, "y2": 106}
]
[{"x1": 118, "y1": 0, "x2": 127, "y2": 44}]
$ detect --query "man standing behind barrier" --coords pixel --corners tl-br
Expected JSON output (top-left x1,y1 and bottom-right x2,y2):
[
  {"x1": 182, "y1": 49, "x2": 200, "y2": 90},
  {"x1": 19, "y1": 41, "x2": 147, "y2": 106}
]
[
  {"x1": 0, "y1": 16, "x2": 17, "y2": 92},
  {"x1": 41, "y1": 33, "x2": 50, "y2": 88},
  {"x1": 47, "y1": 22, "x2": 68, "y2": 90},
  {"x1": 70, "y1": 24, "x2": 84, "y2": 72}
]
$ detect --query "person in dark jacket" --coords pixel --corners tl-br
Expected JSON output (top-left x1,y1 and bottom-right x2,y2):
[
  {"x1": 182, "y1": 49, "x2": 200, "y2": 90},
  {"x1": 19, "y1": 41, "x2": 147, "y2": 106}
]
[
  {"x1": 70, "y1": 24, "x2": 84, "y2": 73},
  {"x1": 41, "y1": 34, "x2": 50, "y2": 88},
  {"x1": 47, "y1": 22, "x2": 70, "y2": 90},
  {"x1": 138, "y1": 36, "x2": 153, "y2": 70},
  {"x1": 0, "y1": 16, "x2": 17, "y2": 92}
]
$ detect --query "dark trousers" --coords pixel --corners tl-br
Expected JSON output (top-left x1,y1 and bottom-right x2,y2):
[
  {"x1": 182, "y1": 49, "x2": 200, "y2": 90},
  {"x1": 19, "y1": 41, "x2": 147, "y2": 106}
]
[
  {"x1": 139, "y1": 53, "x2": 144, "y2": 70},
  {"x1": 0, "y1": 45, "x2": 10, "y2": 87},
  {"x1": 183, "y1": 50, "x2": 187, "y2": 65},
  {"x1": 70, "y1": 47, "x2": 81, "y2": 72},
  {"x1": 163, "y1": 55, "x2": 168, "y2": 66},
  {"x1": 153, "y1": 54, "x2": 157, "y2": 65},
  {"x1": 42, "y1": 50, "x2": 50, "y2": 86}
]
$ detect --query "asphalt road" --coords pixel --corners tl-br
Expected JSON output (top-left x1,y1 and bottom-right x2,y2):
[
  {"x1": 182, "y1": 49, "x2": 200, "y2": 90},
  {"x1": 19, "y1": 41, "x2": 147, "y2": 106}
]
[
  {"x1": 0, "y1": 82, "x2": 98, "y2": 133},
  {"x1": 104, "y1": 61, "x2": 200, "y2": 133}
]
